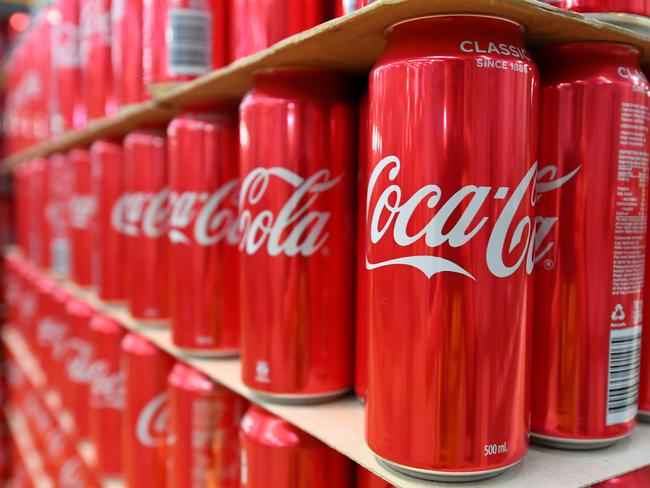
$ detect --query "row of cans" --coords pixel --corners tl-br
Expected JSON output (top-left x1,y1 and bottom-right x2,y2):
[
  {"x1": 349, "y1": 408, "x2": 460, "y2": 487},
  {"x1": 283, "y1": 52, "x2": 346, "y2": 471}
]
[
  {"x1": 10, "y1": 11, "x2": 650, "y2": 485},
  {"x1": 4, "y1": 254, "x2": 390, "y2": 487},
  {"x1": 3, "y1": 0, "x2": 369, "y2": 155}
]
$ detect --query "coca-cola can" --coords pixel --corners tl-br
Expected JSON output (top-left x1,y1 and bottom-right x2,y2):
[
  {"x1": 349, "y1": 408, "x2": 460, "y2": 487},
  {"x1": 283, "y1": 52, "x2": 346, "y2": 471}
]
[
  {"x1": 32, "y1": 273, "x2": 57, "y2": 377},
  {"x1": 168, "y1": 106, "x2": 240, "y2": 356},
  {"x1": 122, "y1": 129, "x2": 170, "y2": 324},
  {"x1": 239, "y1": 67, "x2": 355, "y2": 402},
  {"x1": 355, "y1": 93, "x2": 369, "y2": 402},
  {"x1": 121, "y1": 332, "x2": 173, "y2": 488},
  {"x1": 69, "y1": 148, "x2": 97, "y2": 288},
  {"x1": 48, "y1": 284, "x2": 73, "y2": 395},
  {"x1": 239, "y1": 405, "x2": 353, "y2": 487},
  {"x1": 111, "y1": 0, "x2": 144, "y2": 104},
  {"x1": 89, "y1": 313, "x2": 125, "y2": 476},
  {"x1": 167, "y1": 362, "x2": 248, "y2": 487},
  {"x1": 46, "y1": 153, "x2": 74, "y2": 278},
  {"x1": 143, "y1": 0, "x2": 228, "y2": 86},
  {"x1": 366, "y1": 16, "x2": 538, "y2": 481},
  {"x1": 356, "y1": 465, "x2": 394, "y2": 488},
  {"x1": 334, "y1": 0, "x2": 364, "y2": 16},
  {"x1": 50, "y1": 0, "x2": 84, "y2": 132},
  {"x1": 90, "y1": 138, "x2": 126, "y2": 304},
  {"x1": 532, "y1": 43, "x2": 650, "y2": 448},
  {"x1": 27, "y1": 158, "x2": 47, "y2": 268},
  {"x1": 231, "y1": 0, "x2": 331, "y2": 60},
  {"x1": 80, "y1": 0, "x2": 115, "y2": 119},
  {"x1": 543, "y1": 0, "x2": 650, "y2": 16},
  {"x1": 63, "y1": 296, "x2": 96, "y2": 439}
]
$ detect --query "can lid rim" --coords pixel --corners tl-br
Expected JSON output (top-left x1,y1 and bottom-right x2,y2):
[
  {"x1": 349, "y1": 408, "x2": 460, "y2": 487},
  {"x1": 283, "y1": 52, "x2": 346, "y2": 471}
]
[{"x1": 385, "y1": 14, "x2": 526, "y2": 37}]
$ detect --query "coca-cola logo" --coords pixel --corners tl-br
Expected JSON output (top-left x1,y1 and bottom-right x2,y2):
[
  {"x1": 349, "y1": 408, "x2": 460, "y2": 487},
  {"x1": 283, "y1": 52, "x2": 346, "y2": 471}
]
[
  {"x1": 64, "y1": 338, "x2": 95, "y2": 383},
  {"x1": 136, "y1": 392, "x2": 168, "y2": 447},
  {"x1": 111, "y1": 189, "x2": 170, "y2": 238},
  {"x1": 238, "y1": 167, "x2": 342, "y2": 256},
  {"x1": 69, "y1": 194, "x2": 97, "y2": 229},
  {"x1": 168, "y1": 182, "x2": 240, "y2": 246},
  {"x1": 79, "y1": 0, "x2": 111, "y2": 64},
  {"x1": 89, "y1": 360, "x2": 124, "y2": 410},
  {"x1": 366, "y1": 156, "x2": 581, "y2": 279}
]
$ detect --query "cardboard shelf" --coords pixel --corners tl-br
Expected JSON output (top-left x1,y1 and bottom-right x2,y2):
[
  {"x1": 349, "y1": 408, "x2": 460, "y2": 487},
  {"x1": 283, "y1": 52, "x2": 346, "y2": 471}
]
[
  {"x1": 3, "y1": 0, "x2": 650, "y2": 172},
  {"x1": 2, "y1": 327, "x2": 124, "y2": 487},
  {"x1": 31, "y1": 271, "x2": 648, "y2": 488}
]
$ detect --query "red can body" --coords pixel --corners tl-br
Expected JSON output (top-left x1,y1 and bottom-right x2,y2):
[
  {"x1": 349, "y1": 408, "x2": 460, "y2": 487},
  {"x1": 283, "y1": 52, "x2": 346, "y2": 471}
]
[
  {"x1": 168, "y1": 108, "x2": 240, "y2": 355},
  {"x1": 122, "y1": 129, "x2": 170, "y2": 323},
  {"x1": 544, "y1": 0, "x2": 650, "y2": 16},
  {"x1": 69, "y1": 148, "x2": 97, "y2": 288},
  {"x1": 80, "y1": 0, "x2": 115, "y2": 119},
  {"x1": 231, "y1": 0, "x2": 330, "y2": 60},
  {"x1": 47, "y1": 285, "x2": 73, "y2": 395},
  {"x1": 143, "y1": 0, "x2": 228, "y2": 85},
  {"x1": 366, "y1": 16, "x2": 537, "y2": 480},
  {"x1": 355, "y1": 94, "x2": 369, "y2": 402},
  {"x1": 46, "y1": 154, "x2": 74, "y2": 278},
  {"x1": 532, "y1": 43, "x2": 649, "y2": 447},
  {"x1": 122, "y1": 333, "x2": 173, "y2": 488},
  {"x1": 239, "y1": 68, "x2": 355, "y2": 401},
  {"x1": 27, "y1": 158, "x2": 47, "y2": 268},
  {"x1": 90, "y1": 138, "x2": 126, "y2": 303},
  {"x1": 111, "y1": 0, "x2": 145, "y2": 104},
  {"x1": 89, "y1": 314, "x2": 125, "y2": 476},
  {"x1": 63, "y1": 297, "x2": 96, "y2": 439},
  {"x1": 239, "y1": 406, "x2": 353, "y2": 487},
  {"x1": 168, "y1": 362, "x2": 247, "y2": 488},
  {"x1": 356, "y1": 466, "x2": 394, "y2": 488},
  {"x1": 50, "y1": 0, "x2": 84, "y2": 132}
]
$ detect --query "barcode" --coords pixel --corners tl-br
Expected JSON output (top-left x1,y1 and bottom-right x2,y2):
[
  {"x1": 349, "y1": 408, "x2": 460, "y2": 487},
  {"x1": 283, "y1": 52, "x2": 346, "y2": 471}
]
[
  {"x1": 167, "y1": 9, "x2": 212, "y2": 76},
  {"x1": 606, "y1": 325, "x2": 642, "y2": 425},
  {"x1": 51, "y1": 238, "x2": 71, "y2": 277}
]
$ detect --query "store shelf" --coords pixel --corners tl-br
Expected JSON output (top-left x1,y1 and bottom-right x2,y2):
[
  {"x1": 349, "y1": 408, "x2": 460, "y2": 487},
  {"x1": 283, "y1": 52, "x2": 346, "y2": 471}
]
[
  {"x1": 32, "y1": 269, "x2": 647, "y2": 488},
  {"x1": 5, "y1": 409, "x2": 54, "y2": 488},
  {"x1": 2, "y1": 327, "x2": 124, "y2": 487},
  {"x1": 3, "y1": 0, "x2": 650, "y2": 172}
]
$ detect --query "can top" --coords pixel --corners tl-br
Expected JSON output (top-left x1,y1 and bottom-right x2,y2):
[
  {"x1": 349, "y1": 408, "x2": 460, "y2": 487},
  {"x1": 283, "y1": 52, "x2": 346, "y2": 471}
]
[
  {"x1": 65, "y1": 295, "x2": 94, "y2": 319},
  {"x1": 89, "y1": 313, "x2": 124, "y2": 334},
  {"x1": 121, "y1": 331, "x2": 165, "y2": 356},
  {"x1": 250, "y1": 67, "x2": 354, "y2": 101},
  {"x1": 241, "y1": 405, "x2": 311, "y2": 448},
  {"x1": 168, "y1": 361, "x2": 218, "y2": 393}
]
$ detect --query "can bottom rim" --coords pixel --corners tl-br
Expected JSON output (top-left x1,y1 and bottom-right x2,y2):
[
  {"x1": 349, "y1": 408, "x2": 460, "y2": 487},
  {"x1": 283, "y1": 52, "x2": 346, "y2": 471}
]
[
  {"x1": 530, "y1": 431, "x2": 631, "y2": 450},
  {"x1": 248, "y1": 387, "x2": 350, "y2": 405},
  {"x1": 375, "y1": 453, "x2": 522, "y2": 482},
  {"x1": 175, "y1": 346, "x2": 239, "y2": 358}
]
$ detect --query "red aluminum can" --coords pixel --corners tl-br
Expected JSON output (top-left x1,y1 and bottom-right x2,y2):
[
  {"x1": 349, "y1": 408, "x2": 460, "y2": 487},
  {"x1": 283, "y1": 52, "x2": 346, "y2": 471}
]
[
  {"x1": 334, "y1": 0, "x2": 364, "y2": 16},
  {"x1": 50, "y1": 0, "x2": 84, "y2": 132},
  {"x1": 27, "y1": 158, "x2": 47, "y2": 268},
  {"x1": 355, "y1": 93, "x2": 369, "y2": 402},
  {"x1": 532, "y1": 43, "x2": 650, "y2": 448},
  {"x1": 167, "y1": 362, "x2": 248, "y2": 488},
  {"x1": 366, "y1": 16, "x2": 537, "y2": 481},
  {"x1": 80, "y1": 0, "x2": 115, "y2": 119},
  {"x1": 239, "y1": 67, "x2": 355, "y2": 402},
  {"x1": 143, "y1": 0, "x2": 228, "y2": 86},
  {"x1": 122, "y1": 332, "x2": 174, "y2": 488},
  {"x1": 90, "y1": 138, "x2": 126, "y2": 304},
  {"x1": 168, "y1": 106, "x2": 240, "y2": 356},
  {"x1": 231, "y1": 0, "x2": 331, "y2": 60},
  {"x1": 63, "y1": 296, "x2": 96, "y2": 439},
  {"x1": 32, "y1": 273, "x2": 57, "y2": 374},
  {"x1": 356, "y1": 466, "x2": 394, "y2": 488},
  {"x1": 69, "y1": 148, "x2": 97, "y2": 288},
  {"x1": 542, "y1": 0, "x2": 650, "y2": 16},
  {"x1": 123, "y1": 129, "x2": 171, "y2": 323},
  {"x1": 46, "y1": 153, "x2": 74, "y2": 278},
  {"x1": 592, "y1": 466, "x2": 650, "y2": 487},
  {"x1": 239, "y1": 405, "x2": 353, "y2": 487},
  {"x1": 111, "y1": 0, "x2": 145, "y2": 104},
  {"x1": 89, "y1": 313, "x2": 125, "y2": 476},
  {"x1": 47, "y1": 285, "x2": 73, "y2": 395}
]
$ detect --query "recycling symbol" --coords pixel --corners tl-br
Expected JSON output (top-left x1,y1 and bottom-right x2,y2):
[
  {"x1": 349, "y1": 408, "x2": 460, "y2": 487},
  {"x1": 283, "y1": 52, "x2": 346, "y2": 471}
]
[{"x1": 611, "y1": 304, "x2": 626, "y2": 322}]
